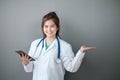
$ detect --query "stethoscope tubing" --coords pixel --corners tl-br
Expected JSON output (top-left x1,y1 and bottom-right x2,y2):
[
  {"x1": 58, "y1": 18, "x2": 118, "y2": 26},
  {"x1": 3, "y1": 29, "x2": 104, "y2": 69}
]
[{"x1": 34, "y1": 37, "x2": 61, "y2": 62}]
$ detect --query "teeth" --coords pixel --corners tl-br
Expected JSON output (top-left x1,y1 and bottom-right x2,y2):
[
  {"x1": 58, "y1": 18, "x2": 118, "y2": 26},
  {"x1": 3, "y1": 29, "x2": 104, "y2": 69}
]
[{"x1": 47, "y1": 32, "x2": 52, "y2": 34}]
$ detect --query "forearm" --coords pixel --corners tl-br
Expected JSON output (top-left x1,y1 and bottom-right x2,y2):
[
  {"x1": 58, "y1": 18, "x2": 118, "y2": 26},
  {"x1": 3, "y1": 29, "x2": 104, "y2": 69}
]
[
  {"x1": 22, "y1": 61, "x2": 34, "y2": 72},
  {"x1": 63, "y1": 50, "x2": 85, "y2": 72}
]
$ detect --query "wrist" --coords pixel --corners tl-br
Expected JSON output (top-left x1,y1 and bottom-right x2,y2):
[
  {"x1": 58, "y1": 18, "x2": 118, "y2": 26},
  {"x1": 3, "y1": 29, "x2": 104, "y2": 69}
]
[
  {"x1": 80, "y1": 48, "x2": 84, "y2": 53},
  {"x1": 23, "y1": 61, "x2": 29, "y2": 65}
]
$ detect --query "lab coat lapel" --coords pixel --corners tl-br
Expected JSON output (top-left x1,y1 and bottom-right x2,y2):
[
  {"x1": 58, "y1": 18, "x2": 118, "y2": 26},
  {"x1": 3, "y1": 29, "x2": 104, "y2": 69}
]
[
  {"x1": 33, "y1": 42, "x2": 43, "y2": 59},
  {"x1": 44, "y1": 38, "x2": 57, "y2": 53}
]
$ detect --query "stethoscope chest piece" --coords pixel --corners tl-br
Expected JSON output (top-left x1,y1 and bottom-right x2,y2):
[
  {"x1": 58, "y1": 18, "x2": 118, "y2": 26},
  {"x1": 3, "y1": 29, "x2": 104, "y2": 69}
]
[{"x1": 56, "y1": 59, "x2": 61, "y2": 63}]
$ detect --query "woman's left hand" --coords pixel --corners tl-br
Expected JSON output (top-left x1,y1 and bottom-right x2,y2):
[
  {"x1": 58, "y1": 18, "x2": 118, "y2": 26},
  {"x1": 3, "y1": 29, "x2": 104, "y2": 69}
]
[{"x1": 80, "y1": 45, "x2": 96, "y2": 52}]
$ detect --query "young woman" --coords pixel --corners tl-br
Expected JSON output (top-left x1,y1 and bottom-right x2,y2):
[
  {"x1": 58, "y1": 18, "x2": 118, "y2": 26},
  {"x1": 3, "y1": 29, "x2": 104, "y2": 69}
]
[{"x1": 20, "y1": 12, "x2": 96, "y2": 80}]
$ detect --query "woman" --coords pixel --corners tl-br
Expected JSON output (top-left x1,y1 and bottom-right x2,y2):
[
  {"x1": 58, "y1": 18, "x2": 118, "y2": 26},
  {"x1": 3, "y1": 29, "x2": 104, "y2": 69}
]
[{"x1": 20, "y1": 12, "x2": 96, "y2": 80}]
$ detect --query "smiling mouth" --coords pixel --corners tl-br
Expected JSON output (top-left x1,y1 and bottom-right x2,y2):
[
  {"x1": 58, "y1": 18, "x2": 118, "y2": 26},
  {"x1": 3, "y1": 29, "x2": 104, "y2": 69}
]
[{"x1": 46, "y1": 32, "x2": 53, "y2": 34}]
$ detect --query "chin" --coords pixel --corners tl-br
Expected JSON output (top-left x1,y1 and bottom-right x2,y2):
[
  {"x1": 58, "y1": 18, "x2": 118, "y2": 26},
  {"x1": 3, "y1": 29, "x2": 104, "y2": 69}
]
[
  {"x1": 46, "y1": 35, "x2": 53, "y2": 37},
  {"x1": 47, "y1": 35, "x2": 56, "y2": 38}
]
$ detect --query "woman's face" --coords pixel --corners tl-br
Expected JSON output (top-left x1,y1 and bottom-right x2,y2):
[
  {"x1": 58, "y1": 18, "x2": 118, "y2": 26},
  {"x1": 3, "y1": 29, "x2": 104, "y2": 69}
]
[{"x1": 43, "y1": 19, "x2": 58, "y2": 38}]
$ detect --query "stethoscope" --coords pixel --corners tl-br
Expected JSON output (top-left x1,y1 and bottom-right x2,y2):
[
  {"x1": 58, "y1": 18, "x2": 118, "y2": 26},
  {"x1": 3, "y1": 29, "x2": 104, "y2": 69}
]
[{"x1": 33, "y1": 37, "x2": 61, "y2": 63}]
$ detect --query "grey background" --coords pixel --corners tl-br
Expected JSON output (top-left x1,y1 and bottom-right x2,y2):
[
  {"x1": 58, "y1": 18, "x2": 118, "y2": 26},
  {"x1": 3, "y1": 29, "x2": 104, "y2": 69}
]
[{"x1": 0, "y1": 0, "x2": 120, "y2": 80}]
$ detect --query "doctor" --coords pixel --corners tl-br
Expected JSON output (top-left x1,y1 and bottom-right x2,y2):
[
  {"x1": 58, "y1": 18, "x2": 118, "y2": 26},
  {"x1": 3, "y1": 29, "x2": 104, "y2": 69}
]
[{"x1": 20, "y1": 12, "x2": 96, "y2": 80}]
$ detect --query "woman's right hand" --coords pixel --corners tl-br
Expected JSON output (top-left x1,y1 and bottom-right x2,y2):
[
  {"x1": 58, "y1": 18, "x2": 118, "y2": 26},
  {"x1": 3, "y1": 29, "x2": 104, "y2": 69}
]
[{"x1": 19, "y1": 53, "x2": 31, "y2": 65}]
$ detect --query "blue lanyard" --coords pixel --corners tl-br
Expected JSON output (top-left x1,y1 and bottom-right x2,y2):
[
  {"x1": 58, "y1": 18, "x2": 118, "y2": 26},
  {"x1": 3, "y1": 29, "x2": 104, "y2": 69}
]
[{"x1": 36, "y1": 37, "x2": 61, "y2": 59}]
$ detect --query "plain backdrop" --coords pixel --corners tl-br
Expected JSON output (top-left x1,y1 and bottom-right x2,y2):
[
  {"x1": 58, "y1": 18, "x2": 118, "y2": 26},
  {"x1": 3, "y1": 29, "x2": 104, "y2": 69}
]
[{"x1": 0, "y1": 0, "x2": 120, "y2": 80}]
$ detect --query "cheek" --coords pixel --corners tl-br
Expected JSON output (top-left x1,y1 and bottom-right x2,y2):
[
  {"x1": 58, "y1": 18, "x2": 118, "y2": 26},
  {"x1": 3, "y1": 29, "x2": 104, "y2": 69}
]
[
  {"x1": 42, "y1": 28, "x2": 46, "y2": 34},
  {"x1": 53, "y1": 28, "x2": 58, "y2": 33},
  {"x1": 43, "y1": 27, "x2": 46, "y2": 31},
  {"x1": 54, "y1": 27, "x2": 58, "y2": 31}
]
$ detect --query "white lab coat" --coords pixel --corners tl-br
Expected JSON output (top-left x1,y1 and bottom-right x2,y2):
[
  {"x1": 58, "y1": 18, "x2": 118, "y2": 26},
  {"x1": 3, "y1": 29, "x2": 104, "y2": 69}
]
[{"x1": 23, "y1": 38, "x2": 85, "y2": 80}]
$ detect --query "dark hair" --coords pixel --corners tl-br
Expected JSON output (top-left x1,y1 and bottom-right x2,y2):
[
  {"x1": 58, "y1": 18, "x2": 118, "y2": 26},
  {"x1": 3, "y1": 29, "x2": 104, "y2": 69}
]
[{"x1": 41, "y1": 12, "x2": 60, "y2": 37}]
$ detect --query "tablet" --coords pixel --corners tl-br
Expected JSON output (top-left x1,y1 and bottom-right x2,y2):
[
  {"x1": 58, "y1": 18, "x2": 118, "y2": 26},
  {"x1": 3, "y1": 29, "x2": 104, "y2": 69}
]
[{"x1": 16, "y1": 50, "x2": 35, "y2": 61}]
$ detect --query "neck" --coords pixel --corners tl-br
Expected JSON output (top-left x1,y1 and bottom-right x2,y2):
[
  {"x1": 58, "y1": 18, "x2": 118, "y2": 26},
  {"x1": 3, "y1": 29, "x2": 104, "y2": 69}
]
[{"x1": 46, "y1": 36, "x2": 56, "y2": 45}]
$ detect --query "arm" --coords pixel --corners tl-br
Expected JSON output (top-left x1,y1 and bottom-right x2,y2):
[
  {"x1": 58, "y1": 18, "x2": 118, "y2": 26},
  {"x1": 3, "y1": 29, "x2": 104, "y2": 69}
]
[
  {"x1": 63, "y1": 49, "x2": 85, "y2": 72},
  {"x1": 20, "y1": 41, "x2": 36, "y2": 72},
  {"x1": 62, "y1": 45, "x2": 96, "y2": 72},
  {"x1": 22, "y1": 61, "x2": 34, "y2": 72},
  {"x1": 20, "y1": 52, "x2": 34, "y2": 72}
]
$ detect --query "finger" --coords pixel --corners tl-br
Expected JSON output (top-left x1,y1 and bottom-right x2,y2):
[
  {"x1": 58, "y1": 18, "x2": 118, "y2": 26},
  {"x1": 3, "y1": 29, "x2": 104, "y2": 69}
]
[
  {"x1": 89, "y1": 47, "x2": 96, "y2": 49},
  {"x1": 29, "y1": 58, "x2": 32, "y2": 61},
  {"x1": 26, "y1": 56, "x2": 30, "y2": 61},
  {"x1": 26, "y1": 55, "x2": 29, "y2": 59},
  {"x1": 19, "y1": 53, "x2": 22, "y2": 57},
  {"x1": 19, "y1": 55, "x2": 22, "y2": 59},
  {"x1": 85, "y1": 47, "x2": 96, "y2": 51},
  {"x1": 21, "y1": 53, "x2": 24, "y2": 57},
  {"x1": 25, "y1": 54, "x2": 27, "y2": 58},
  {"x1": 19, "y1": 53, "x2": 24, "y2": 60}
]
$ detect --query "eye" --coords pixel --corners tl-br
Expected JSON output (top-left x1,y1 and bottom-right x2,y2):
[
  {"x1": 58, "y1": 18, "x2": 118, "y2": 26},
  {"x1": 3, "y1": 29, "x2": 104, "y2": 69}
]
[
  {"x1": 44, "y1": 25, "x2": 48, "y2": 28},
  {"x1": 51, "y1": 24, "x2": 56, "y2": 28}
]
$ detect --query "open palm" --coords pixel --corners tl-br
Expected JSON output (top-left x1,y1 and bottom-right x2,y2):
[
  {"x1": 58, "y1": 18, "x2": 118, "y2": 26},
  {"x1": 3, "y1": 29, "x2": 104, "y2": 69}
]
[{"x1": 80, "y1": 45, "x2": 96, "y2": 52}]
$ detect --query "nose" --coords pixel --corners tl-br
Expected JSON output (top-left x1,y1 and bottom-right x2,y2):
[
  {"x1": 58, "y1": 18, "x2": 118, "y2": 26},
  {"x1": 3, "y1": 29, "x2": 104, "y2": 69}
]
[{"x1": 47, "y1": 26, "x2": 51, "y2": 31}]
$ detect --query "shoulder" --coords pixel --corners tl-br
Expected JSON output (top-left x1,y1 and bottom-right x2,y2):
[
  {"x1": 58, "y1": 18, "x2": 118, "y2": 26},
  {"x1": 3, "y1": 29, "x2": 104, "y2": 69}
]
[
  {"x1": 31, "y1": 38, "x2": 43, "y2": 45},
  {"x1": 59, "y1": 39, "x2": 72, "y2": 49},
  {"x1": 59, "y1": 39, "x2": 74, "y2": 58}
]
